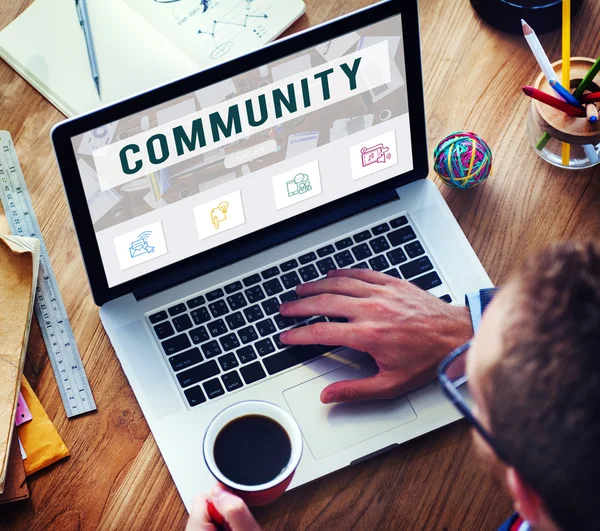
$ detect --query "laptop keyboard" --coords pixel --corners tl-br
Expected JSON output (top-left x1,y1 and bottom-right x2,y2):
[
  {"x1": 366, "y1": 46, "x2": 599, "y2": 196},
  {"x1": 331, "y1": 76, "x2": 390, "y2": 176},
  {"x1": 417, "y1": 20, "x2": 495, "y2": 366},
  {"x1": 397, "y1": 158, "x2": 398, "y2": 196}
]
[{"x1": 146, "y1": 213, "x2": 453, "y2": 409}]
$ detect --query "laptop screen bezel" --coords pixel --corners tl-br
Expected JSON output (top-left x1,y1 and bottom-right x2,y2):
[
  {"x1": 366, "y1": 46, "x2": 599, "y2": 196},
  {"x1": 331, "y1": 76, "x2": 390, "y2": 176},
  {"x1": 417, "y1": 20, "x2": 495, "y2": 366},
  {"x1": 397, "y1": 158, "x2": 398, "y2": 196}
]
[{"x1": 51, "y1": 0, "x2": 427, "y2": 306}]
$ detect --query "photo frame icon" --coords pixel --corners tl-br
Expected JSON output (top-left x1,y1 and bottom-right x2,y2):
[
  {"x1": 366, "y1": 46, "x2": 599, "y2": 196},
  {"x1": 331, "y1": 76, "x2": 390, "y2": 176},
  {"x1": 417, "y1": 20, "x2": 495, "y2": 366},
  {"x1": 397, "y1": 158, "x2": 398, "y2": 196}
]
[{"x1": 129, "y1": 231, "x2": 156, "y2": 258}]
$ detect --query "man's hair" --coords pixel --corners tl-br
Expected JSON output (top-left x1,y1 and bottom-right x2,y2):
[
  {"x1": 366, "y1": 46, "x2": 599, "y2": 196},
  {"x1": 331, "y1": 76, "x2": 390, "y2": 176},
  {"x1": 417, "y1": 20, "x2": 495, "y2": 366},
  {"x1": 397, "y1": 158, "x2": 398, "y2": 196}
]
[{"x1": 486, "y1": 241, "x2": 600, "y2": 531}]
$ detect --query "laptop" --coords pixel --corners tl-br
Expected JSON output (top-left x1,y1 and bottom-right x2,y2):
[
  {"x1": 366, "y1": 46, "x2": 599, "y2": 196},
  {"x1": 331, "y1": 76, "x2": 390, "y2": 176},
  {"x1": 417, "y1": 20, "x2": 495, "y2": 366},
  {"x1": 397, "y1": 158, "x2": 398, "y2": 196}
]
[{"x1": 52, "y1": 0, "x2": 492, "y2": 511}]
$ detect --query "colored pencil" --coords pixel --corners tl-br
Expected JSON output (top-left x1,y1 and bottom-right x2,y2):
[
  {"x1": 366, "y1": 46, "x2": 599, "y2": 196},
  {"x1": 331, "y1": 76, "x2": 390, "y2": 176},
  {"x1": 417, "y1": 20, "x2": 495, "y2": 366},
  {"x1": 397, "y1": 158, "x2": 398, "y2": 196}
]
[
  {"x1": 521, "y1": 20, "x2": 557, "y2": 84},
  {"x1": 549, "y1": 79, "x2": 582, "y2": 108},
  {"x1": 586, "y1": 103, "x2": 599, "y2": 123},
  {"x1": 580, "y1": 92, "x2": 600, "y2": 104},
  {"x1": 583, "y1": 144, "x2": 599, "y2": 164},
  {"x1": 522, "y1": 86, "x2": 586, "y2": 116},
  {"x1": 561, "y1": 0, "x2": 571, "y2": 165},
  {"x1": 573, "y1": 57, "x2": 600, "y2": 100}
]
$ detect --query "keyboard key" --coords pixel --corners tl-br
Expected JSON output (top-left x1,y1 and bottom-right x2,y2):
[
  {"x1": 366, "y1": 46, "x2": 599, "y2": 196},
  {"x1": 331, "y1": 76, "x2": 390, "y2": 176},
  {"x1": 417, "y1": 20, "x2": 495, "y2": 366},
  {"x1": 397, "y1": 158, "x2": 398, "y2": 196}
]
[
  {"x1": 352, "y1": 243, "x2": 373, "y2": 261},
  {"x1": 184, "y1": 386, "x2": 206, "y2": 407},
  {"x1": 243, "y1": 274, "x2": 261, "y2": 287},
  {"x1": 411, "y1": 272, "x2": 442, "y2": 291},
  {"x1": 224, "y1": 281, "x2": 243, "y2": 294},
  {"x1": 280, "y1": 290, "x2": 299, "y2": 303},
  {"x1": 227, "y1": 292, "x2": 247, "y2": 311},
  {"x1": 353, "y1": 230, "x2": 371, "y2": 243},
  {"x1": 263, "y1": 344, "x2": 333, "y2": 375},
  {"x1": 275, "y1": 314, "x2": 295, "y2": 330},
  {"x1": 240, "y1": 362, "x2": 267, "y2": 384},
  {"x1": 334, "y1": 250, "x2": 355, "y2": 268},
  {"x1": 263, "y1": 279, "x2": 283, "y2": 297},
  {"x1": 244, "y1": 305, "x2": 264, "y2": 322},
  {"x1": 328, "y1": 317, "x2": 348, "y2": 323},
  {"x1": 238, "y1": 326, "x2": 259, "y2": 344},
  {"x1": 226, "y1": 312, "x2": 246, "y2": 330},
  {"x1": 256, "y1": 318, "x2": 277, "y2": 337},
  {"x1": 273, "y1": 333, "x2": 285, "y2": 350},
  {"x1": 219, "y1": 333, "x2": 240, "y2": 352},
  {"x1": 149, "y1": 310, "x2": 168, "y2": 324},
  {"x1": 299, "y1": 264, "x2": 319, "y2": 282},
  {"x1": 369, "y1": 255, "x2": 390, "y2": 272},
  {"x1": 281, "y1": 271, "x2": 302, "y2": 289},
  {"x1": 372, "y1": 222, "x2": 390, "y2": 235},
  {"x1": 168, "y1": 303, "x2": 186, "y2": 317},
  {"x1": 154, "y1": 321, "x2": 174, "y2": 340},
  {"x1": 261, "y1": 266, "x2": 280, "y2": 279},
  {"x1": 317, "y1": 257, "x2": 337, "y2": 275},
  {"x1": 162, "y1": 334, "x2": 191, "y2": 356},
  {"x1": 400, "y1": 257, "x2": 434, "y2": 280},
  {"x1": 169, "y1": 347, "x2": 203, "y2": 372},
  {"x1": 222, "y1": 371, "x2": 243, "y2": 392},
  {"x1": 280, "y1": 259, "x2": 298, "y2": 272},
  {"x1": 298, "y1": 252, "x2": 316, "y2": 265},
  {"x1": 388, "y1": 226, "x2": 417, "y2": 247},
  {"x1": 206, "y1": 288, "x2": 224, "y2": 302},
  {"x1": 173, "y1": 314, "x2": 193, "y2": 333},
  {"x1": 256, "y1": 338, "x2": 276, "y2": 357},
  {"x1": 245, "y1": 285, "x2": 266, "y2": 303},
  {"x1": 317, "y1": 245, "x2": 335, "y2": 257},
  {"x1": 191, "y1": 307, "x2": 211, "y2": 325},
  {"x1": 308, "y1": 316, "x2": 327, "y2": 325},
  {"x1": 390, "y1": 216, "x2": 408, "y2": 228},
  {"x1": 262, "y1": 297, "x2": 281, "y2": 315},
  {"x1": 236, "y1": 345, "x2": 258, "y2": 364},
  {"x1": 209, "y1": 299, "x2": 229, "y2": 318},
  {"x1": 201, "y1": 340, "x2": 222, "y2": 359},
  {"x1": 405, "y1": 240, "x2": 425, "y2": 259},
  {"x1": 203, "y1": 378, "x2": 225, "y2": 399},
  {"x1": 352, "y1": 262, "x2": 369, "y2": 269},
  {"x1": 186, "y1": 296, "x2": 206, "y2": 309},
  {"x1": 370, "y1": 236, "x2": 390, "y2": 254},
  {"x1": 440, "y1": 294, "x2": 453, "y2": 304},
  {"x1": 208, "y1": 319, "x2": 228, "y2": 337},
  {"x1": 387, "y1": 248, "x2": 408, "y2": 266},
  {"x1": 218, "y1": 353, "x2": 239, "y2": 371},
  {"x1": 335, "y1": 237, "x2": 354, "y2": 250},
  {"x1": 189, "y1": 326, "x2": 210, "y2": 345},
  {"x1": 384, "y1": 268, "x2": 402, "y2": 279},
  {"x1": 177, "y1": 360, "x2": 220, "y2": 387}
]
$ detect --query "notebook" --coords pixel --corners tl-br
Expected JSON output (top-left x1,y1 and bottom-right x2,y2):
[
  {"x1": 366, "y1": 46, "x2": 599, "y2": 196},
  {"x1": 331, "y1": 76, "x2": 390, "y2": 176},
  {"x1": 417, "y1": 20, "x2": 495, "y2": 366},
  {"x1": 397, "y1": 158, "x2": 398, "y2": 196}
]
[
  {"x1": 0, "y1": 0, "x2": 306, "y2": 117},
  {"x1": 0, "y1": 235, "x2": 40, "y2": 494}
]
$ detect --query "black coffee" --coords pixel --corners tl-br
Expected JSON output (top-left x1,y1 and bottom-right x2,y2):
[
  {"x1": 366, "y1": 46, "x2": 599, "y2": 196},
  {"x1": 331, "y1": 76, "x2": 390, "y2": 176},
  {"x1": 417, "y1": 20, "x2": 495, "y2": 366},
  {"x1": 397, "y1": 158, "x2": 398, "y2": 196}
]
[{"x1": 213, "y1": 414, "x2": 291, "y2": 486}]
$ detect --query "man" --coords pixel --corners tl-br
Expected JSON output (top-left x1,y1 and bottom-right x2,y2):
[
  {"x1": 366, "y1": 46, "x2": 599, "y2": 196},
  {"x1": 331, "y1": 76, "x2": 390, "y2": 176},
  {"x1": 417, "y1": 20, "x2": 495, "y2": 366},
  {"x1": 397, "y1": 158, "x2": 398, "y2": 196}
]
[{"x1": 187, "y1": 241, "x2": 600, "y2": 531}]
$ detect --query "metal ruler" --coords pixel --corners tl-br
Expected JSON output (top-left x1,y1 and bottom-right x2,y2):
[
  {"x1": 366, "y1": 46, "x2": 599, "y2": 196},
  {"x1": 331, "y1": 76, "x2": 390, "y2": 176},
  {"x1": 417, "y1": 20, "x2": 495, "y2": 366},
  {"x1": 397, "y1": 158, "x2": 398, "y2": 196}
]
[{"x1": 0, "y1": 131, "x2": 96, "y2": 418}]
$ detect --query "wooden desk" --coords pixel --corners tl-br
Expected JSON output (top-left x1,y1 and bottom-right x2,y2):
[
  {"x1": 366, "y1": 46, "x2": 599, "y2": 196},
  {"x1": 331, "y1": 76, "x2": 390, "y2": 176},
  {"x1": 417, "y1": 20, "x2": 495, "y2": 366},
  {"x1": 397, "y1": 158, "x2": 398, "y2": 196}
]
[{"x1": 1, "y1": 0, "x2": 599, "y2": 529}]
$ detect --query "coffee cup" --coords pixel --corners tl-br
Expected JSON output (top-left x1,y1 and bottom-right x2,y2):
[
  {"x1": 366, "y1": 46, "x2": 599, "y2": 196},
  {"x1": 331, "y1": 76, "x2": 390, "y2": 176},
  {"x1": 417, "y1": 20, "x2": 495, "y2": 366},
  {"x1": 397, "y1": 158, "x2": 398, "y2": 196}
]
[{"x1": 203, "y1": 401, "x2": 303, "y2": 506}]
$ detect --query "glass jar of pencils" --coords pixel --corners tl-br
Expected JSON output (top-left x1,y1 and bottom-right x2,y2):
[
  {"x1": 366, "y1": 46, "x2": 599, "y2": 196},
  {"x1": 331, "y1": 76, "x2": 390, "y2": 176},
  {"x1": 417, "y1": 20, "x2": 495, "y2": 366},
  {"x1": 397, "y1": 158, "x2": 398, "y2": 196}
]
[{"x1": 528, "y1": 57, "x2": 600, "y2": 169}]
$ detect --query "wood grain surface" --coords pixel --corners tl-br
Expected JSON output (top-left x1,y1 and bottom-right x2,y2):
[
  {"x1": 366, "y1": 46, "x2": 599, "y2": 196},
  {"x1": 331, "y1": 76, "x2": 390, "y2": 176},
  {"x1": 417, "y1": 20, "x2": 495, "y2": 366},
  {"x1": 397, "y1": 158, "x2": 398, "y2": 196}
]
[{"x1": 1, "y1": 0, "x2": 599, "y2": 529}]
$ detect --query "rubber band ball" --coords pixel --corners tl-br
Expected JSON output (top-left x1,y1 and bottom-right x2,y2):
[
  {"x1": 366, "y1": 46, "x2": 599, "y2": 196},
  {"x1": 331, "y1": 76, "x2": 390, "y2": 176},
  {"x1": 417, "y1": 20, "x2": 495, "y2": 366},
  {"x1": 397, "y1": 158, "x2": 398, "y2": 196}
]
[{"x1": 433, "y1": 132, "x2": 493, "y2": 189}]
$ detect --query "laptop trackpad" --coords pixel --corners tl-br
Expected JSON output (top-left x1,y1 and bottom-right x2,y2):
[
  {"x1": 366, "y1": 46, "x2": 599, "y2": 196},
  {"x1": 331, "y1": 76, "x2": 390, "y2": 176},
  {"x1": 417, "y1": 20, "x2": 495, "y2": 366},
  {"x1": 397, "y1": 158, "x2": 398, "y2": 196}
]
[{"x1": 283, "y1": 356, "x2": 417, "y2": 460}]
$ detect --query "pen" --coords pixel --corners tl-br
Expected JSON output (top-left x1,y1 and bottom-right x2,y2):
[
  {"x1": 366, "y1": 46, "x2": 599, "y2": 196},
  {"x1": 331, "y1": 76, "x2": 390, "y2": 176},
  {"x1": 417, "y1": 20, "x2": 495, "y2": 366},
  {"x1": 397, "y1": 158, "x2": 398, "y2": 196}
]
[
  {"x1": 522, "y1": 86, "x2": 586, "y2": 117},
  {"x1": 75, "y1": 0, "x2": 101, "y2": 98},
  {"x1": 549, "y1": 79, "x2": 582, "y2": 109}
]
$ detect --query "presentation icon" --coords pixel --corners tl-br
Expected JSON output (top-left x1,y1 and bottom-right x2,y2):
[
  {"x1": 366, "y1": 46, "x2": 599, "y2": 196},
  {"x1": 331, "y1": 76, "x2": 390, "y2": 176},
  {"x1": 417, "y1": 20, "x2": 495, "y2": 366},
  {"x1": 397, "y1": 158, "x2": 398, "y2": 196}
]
[
  {"x1": 129, "y1": 231, "x2": 155, "y2": 258},
  {"x1": 211, "y1": 201, "x2": 230, "y2": 230},
  {"x1": 360, "y1": 143, "x2": 392, "y2": 167},
  {"x1": 286, "y1": 173, "x2": 313, "y2": 198}
]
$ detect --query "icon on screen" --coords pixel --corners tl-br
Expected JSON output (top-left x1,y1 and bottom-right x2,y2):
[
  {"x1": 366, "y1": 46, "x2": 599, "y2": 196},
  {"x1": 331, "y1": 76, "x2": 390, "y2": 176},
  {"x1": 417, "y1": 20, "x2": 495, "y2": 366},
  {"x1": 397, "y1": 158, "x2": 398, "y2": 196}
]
[
  {"x1": 360, "y1": 143, "x2": 392, "y2": 167},
  {"x1": 211, "y1": 201, "x2": 230, "y2": 230},
  {"x1": 129, "y1": 231, "x2": 156, "y2": 258},
  {"x1": 286, "y1": 173, "x2": 313, "y2": 198}
]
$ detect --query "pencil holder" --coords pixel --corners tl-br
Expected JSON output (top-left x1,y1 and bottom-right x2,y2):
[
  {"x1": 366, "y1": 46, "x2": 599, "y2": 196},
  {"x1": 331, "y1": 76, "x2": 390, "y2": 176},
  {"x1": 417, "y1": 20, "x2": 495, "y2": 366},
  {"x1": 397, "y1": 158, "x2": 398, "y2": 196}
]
[{"x1": 528, "y1": 57, "x2": 600, "y2": 169}]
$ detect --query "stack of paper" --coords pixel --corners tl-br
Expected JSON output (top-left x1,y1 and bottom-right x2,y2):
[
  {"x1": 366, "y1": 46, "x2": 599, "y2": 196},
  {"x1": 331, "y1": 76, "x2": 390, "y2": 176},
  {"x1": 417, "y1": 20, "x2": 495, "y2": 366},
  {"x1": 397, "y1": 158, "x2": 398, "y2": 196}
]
[{"x1": 0, "y1": 235, "x2": 40, "y2": 493}]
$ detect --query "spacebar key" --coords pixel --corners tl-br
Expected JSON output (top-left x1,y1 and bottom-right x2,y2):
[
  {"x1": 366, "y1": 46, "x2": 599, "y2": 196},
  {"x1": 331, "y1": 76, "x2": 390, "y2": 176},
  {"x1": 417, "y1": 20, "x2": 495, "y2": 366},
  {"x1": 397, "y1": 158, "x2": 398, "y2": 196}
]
[{"x1": 263, "y1": 344, "x2": 335, "y2": 375}]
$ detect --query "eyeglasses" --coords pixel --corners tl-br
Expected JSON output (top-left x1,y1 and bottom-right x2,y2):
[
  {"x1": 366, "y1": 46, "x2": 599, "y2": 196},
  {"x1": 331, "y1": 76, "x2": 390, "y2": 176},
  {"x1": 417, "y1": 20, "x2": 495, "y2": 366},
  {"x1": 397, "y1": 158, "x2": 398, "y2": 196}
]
[{"x1": 437, "y1": 341, "x2": 509, "y2": 464}]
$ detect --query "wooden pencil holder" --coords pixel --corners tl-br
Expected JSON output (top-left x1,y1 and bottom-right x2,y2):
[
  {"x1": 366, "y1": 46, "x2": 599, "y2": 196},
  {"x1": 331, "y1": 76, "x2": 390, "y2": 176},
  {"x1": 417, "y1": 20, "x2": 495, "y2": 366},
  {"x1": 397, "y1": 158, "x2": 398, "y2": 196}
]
[{"x1": 528, "y1": 57, "x2": 600, "y2": 169}]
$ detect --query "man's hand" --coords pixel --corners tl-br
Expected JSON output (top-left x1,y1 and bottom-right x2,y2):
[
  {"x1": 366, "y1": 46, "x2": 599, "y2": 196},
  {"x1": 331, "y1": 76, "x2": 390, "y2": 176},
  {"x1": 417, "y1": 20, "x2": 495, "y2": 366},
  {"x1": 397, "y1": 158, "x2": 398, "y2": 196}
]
[
  {"x1": 186, "y1": 485, "x2": 261, "y2": 531},
  {"x1": 279, "y1": 269, "x2": 472, "y2": 404}
]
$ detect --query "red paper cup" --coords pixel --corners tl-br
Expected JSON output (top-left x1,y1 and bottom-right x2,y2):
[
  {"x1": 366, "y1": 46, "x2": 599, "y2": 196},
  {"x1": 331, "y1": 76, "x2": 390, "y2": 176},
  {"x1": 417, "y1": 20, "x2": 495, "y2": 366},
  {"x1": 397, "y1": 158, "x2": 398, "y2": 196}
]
[{"x1": 203, "y1": 401, "x2": 303, "y2": 506}]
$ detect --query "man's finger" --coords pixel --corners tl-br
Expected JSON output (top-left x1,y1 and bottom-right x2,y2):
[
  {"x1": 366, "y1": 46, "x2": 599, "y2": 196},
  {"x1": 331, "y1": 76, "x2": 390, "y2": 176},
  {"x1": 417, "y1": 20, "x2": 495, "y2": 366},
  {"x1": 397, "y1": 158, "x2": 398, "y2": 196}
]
[
  {"x1": 280, "y1": 321, "x2": 362, "y2": 349},
  {"x1": 186, "y1": 495, "x2": 215, "y2": 531},
  {"x1": 327, "y1": 268, "x2": 393, "y2": 285},
  {"x1": 295, "y1": 276, "x2": 385, "y2": 299},
  {"x1": 320, "y1": 373, "x2": 403, "y2": 404},
  {"x1": 210, "y1": 485, "x2": 262, "y2": 531},
  {"x1": 280, "y1": 293, "x2": 361, "y2": 319}
]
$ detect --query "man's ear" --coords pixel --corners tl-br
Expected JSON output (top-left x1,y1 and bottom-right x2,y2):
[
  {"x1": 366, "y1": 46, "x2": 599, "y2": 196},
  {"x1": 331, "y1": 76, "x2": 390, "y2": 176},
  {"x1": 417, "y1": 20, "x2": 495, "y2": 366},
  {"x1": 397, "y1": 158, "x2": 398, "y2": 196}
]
[{"x1": 505, "y1": 467, "x2": 543, "y2": 525}]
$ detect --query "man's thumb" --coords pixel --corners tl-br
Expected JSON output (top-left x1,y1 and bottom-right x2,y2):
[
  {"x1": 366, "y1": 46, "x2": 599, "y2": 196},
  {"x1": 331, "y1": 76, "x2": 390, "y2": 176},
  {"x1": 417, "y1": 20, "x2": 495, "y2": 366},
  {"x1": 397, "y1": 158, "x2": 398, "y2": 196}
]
[{"x1": 320, "y1": 374, "x2": 397, "y2": 404}]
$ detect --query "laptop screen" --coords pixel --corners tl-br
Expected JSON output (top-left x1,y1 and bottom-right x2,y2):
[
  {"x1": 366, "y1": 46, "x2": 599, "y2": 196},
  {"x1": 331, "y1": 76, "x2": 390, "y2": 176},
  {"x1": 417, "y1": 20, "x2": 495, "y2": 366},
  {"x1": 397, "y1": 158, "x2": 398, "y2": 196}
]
[{"x1": 71, "y1": 13, "x2": 412, "y2": 288}]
